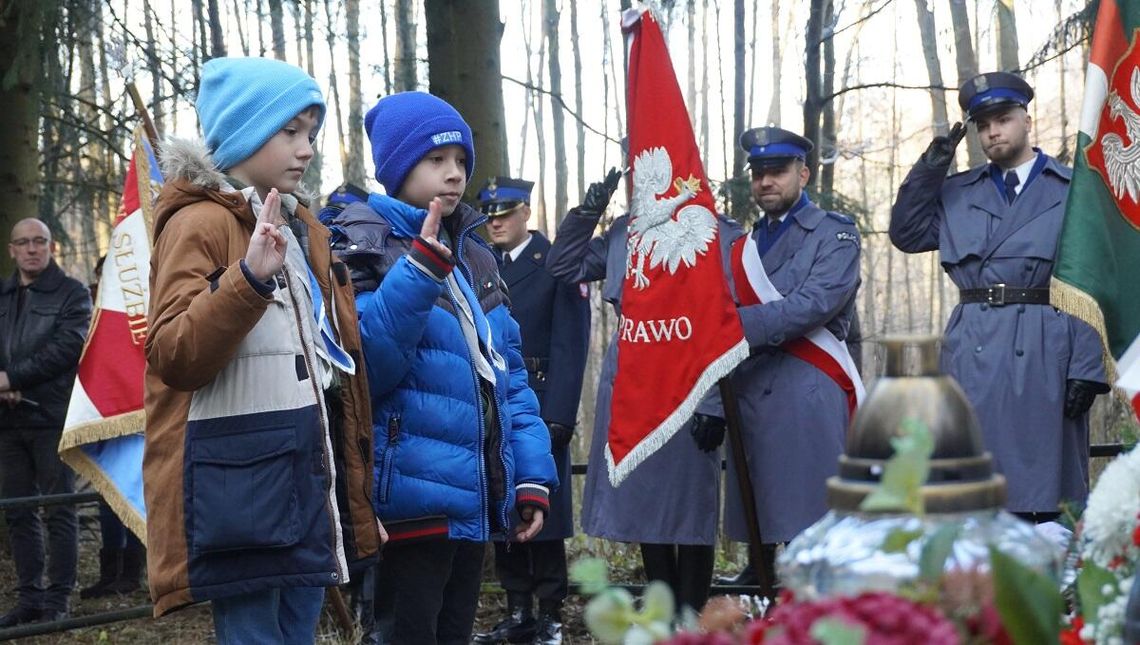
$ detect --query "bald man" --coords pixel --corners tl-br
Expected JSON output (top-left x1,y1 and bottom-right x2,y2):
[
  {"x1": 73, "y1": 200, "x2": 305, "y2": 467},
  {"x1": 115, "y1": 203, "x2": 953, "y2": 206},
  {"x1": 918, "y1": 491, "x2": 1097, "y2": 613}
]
[{"x1": 0, "y1": 218, "x2": 91, "y2": 626}]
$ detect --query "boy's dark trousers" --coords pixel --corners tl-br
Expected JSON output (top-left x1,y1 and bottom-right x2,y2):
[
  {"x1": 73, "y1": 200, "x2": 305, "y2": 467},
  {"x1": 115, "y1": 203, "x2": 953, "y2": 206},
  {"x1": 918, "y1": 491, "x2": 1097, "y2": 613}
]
[
  {"x1": 473, "y1": 540, "x2": 568, "y2": 644},
  {"x1": 375, "y1": 538, "x2": 484, "y2": 645}
]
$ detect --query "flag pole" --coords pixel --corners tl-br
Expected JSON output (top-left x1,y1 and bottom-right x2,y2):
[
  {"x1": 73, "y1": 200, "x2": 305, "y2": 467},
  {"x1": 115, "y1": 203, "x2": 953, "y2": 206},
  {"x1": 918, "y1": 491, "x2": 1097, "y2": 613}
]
[
  {"x1": 125, "y1": 82, "x2": 159, "y2": 152},
  {"x1": 718, "y1": 377, "x2": 776, "y2": 599}
]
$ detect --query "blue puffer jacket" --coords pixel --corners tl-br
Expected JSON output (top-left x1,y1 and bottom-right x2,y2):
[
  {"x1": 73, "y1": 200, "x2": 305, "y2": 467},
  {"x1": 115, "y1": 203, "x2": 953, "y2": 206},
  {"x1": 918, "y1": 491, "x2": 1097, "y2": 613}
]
[{"x1": 332, "y1": 195, "x2": 557, "y2": 543}]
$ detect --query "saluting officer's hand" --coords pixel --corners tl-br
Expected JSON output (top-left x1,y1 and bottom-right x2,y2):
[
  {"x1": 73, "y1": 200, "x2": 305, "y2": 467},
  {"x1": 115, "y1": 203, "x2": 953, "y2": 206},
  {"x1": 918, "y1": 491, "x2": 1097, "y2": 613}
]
[
  {"x1": 581, "y1": 168, "x2": 622, "y2": 215},
  {"x1": 921, "y1": 122, "x2": 967, "y2": 167},
  {"x1": 244, "y1": 188, "x2": 288, "y2": 282},
  {"x1": 514, "y1": 506, "x2": 545, "y2": 542}
]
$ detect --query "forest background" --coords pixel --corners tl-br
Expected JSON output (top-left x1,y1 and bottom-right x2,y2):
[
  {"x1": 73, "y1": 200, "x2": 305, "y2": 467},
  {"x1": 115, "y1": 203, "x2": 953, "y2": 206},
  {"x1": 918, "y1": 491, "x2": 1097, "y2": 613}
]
[{"x1": 0, "y1": 0, "x2": 1134, "y2": 495}]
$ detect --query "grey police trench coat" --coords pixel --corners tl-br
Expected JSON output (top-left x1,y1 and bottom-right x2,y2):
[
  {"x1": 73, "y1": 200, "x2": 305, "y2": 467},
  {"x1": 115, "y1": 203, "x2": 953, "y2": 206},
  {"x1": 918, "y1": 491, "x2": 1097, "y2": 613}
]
[
  {"x1": 890, "y1": 153, "x2": 1107, "y2": 513},
  {"x1": 545, "y1": 208, "x2": 726, "y2": 545},
  {"x1": 709, "y1": 198, "x2": 862, "y2": 544}
]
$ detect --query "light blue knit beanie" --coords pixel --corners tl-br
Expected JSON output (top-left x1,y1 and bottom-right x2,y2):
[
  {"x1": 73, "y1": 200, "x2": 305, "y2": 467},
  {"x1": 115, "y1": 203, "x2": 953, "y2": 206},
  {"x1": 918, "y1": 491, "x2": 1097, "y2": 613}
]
[
  {"x1": 364, "y1": 92, "x2": 475, "y2": 197},
  {"x1": 196, "y1": 57, "x2": 327, "y2": 170}
]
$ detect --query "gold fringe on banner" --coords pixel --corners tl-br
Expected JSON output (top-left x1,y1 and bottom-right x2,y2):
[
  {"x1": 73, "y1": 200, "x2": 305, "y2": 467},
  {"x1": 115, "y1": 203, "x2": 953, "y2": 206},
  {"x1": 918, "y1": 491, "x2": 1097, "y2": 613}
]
[
  {"x1": 58, "y1": 410, "x2": 148, "y2": 542},
  {"x1": 58, "y1": 410, "x2": 146, "y2": 450},
  {"x1": 1051, "y1": 276, "x2": 1128, "y2": 401}
]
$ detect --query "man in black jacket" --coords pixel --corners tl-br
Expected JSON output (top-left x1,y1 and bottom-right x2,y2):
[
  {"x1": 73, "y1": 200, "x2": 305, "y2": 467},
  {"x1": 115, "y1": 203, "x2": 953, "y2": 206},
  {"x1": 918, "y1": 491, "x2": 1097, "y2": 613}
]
[{"x1": 0, "y1": 218, "x2": 91, "y2": 626}]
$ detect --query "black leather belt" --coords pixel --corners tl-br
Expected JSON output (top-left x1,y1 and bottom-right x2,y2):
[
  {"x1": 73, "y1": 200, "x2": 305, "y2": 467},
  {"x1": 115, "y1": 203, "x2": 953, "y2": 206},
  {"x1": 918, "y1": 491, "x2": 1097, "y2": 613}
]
[
  {"x1": 522, "y1": 357, "x2": 549, "y2": 374},
  {"x1": 959, "y1": 285, "x2": 1049, "y2": 306}
]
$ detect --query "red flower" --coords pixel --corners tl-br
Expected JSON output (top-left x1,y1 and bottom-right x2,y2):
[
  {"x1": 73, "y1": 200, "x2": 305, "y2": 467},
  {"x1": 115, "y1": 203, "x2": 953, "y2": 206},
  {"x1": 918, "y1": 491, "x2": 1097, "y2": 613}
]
[
  {"x1": 745, "y1": 591, "x2": 960, "y2": 644},
  {"x1": 1132, "y1": 522, "x2": 1140, "y2": 548},
  {"x1": 1060, "y1": 615, "x2": 1087, "y2": 645}
]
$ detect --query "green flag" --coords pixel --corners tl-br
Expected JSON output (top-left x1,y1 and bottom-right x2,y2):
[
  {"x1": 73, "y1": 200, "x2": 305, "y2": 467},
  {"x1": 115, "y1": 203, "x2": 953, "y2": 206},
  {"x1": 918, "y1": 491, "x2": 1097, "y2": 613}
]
[{"x1": 1053, "y1": 0, "x2": 1140, "y2": 417}]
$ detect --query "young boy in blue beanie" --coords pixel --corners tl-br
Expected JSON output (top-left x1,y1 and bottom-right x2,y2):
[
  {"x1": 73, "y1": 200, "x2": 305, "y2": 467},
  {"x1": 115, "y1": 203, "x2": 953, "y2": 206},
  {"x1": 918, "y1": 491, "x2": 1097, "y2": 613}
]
[
  {"x1": 330, "y1": 91, "x2": 558, "y2": 644},
  {"x1": 143, "y1": 57, "x2": 382, "y2": 643}
]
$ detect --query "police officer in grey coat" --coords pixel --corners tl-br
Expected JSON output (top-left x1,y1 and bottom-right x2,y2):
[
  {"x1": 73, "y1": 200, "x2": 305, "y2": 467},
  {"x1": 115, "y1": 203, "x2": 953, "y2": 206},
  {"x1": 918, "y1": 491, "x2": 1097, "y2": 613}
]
[
  {"x1": 473, "y1": 177, "x2": 590, "y2": 645},
  {"x1": 701, "y1": 127, "x2": 861, "y2": 585},
  {"x1": 890, "y1": 72, "x2": 1109, "y2": 522},
  {"x1": 545, "y1": 169, "x2": 737, "y2": 613}
]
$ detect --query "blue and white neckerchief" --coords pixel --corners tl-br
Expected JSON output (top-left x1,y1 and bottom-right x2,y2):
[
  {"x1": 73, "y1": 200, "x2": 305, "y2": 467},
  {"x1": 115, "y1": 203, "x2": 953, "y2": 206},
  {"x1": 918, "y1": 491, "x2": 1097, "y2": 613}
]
[{"x1": 306, "y1": 264, "x2": 356, "y2": 375}]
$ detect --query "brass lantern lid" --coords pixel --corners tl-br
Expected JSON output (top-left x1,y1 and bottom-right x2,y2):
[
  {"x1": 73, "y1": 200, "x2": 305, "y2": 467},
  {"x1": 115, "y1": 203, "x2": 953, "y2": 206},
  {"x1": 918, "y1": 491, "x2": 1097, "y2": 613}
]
[{"x1": 827, "y1": 336, "x2": 1007, "y2": 513}]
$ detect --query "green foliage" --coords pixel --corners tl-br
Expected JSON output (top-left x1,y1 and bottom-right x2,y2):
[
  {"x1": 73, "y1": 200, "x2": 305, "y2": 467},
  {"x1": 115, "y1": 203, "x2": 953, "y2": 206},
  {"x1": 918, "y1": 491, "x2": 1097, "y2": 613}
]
[
  {"x1": 917, "y1": 524, "x2": 961, "y2": 584},
  {"x1": 569, "y1": 557, "x2": 611, "y2": 596},
  {"x1": 1076, "y1": 560, "x2": 1116, "y2": 623},
  {"x1": 582, "y1": 581, "x2": 676, "y2": 645},
  {"x1": 810, "y1": 617, "x2": 867, "y2": 645},
  {"x1": 859, "y1": 418, "x2": 934, "y2": 516},
  {"x1": 881, "y1": 527, "x2": 923, "y2": 554},
  {"x1": 989, "y1": 547, "x2": 1063, "y2": 645}
]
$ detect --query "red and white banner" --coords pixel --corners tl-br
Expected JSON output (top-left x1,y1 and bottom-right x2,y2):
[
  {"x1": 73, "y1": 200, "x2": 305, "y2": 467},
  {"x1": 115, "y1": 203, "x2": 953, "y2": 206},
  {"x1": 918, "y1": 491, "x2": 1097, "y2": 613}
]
[
  {"x1": 730, "y1": 235, "x2": 866, "y2": 417},
  {"x1": 1117, "y1": 334, "x2": 1140, "y2": 421},
  {"x1": 59, "y1": 127, "x2": 160, "y2": 540},
  {"x1": 606, "y1": 8, "x2": 748, "y2": 486}
]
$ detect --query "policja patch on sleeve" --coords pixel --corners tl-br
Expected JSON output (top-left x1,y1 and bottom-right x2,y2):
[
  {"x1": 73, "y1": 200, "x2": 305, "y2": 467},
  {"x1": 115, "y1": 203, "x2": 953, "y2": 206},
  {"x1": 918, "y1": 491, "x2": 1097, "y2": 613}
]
[{"x1": 836, "y1": 231, "x2": 858, "y2": 243}]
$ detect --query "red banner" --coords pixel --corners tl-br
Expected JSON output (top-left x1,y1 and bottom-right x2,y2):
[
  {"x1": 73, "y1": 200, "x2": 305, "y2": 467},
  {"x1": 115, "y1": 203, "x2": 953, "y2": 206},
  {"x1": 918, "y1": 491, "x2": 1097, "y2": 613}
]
[{"x1": 606, "y1": 8, "x2": 748, "y2": 486}]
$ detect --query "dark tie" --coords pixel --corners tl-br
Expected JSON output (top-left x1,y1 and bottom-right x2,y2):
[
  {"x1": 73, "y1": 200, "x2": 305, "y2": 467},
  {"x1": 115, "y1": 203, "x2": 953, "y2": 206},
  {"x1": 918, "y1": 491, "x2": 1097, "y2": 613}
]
[
  {"x1": 1004, "y1": 170, "x2": 1020, "y2": 204},
  {"x1": 767, "y1": 216, "x2": 781, "y2": 233},
  {"x1": 502, "y1": 252, "x2": 512, "y2": 266}
]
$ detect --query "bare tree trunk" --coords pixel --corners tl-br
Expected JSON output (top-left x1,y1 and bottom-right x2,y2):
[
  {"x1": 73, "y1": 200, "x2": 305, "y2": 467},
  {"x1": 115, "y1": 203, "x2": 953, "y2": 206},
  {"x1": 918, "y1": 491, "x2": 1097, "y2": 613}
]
[
  {"x1": 730, "y1": 0, "x2": 748, "y2": 221},
  {"x1": 767, "y1": 0, "x2": 782, "y2": 124},
  {"x1": 291, "y1": 1, "x2": 305, "y2": 67},
  {"x1": 207, "y1": 0, "x2": 226, "y2": 58},
  {"x1": 394, "y1": 0, "x2": 418, "y2": 91},
  {"x1": 1056, "y1": 0, "x2": 1070, "y2": 164},
  {"x1": 324, "y1": 0, "x2": 349, "y2": 176},
  {"x1": 269, "y1": 0, "x2": 287, "y2": 60},
  {"x1": 379, "y1": 0, "x2": 392, "y2": 94},
  {"x1": 345, "y1": 0, "x2": 365, "y2": 187},
  {"x1": 700, "y1": 0, "x2": 710, "y2": 171},
  {"x1": 803, "y1": 0, "x2": 824, "y2": 189},
  {"x1": 516, "y1": 4, "x2": 534, "y2": 178},
  {"x1": 995, "y1": 0, "x2": 1019, "y2": 71},
  {"x1": 76, "y1": 0, "x2": 103, "y2": 257},
  {"x1": 144, "y1": 0, "x2": 164, "y2": 136},
  {"x1": 820, "y1": 0, "x2": 836, "y2": 205},
  {"x1": 687, "y1": 0, "x2": 697, "y2": 128},
  {"x1": 0, "y1": 1, "x2": 49, "y2": 273},
  {"x1": 193, "y1": 0, "x2": 209, "y2": 67},
  {"x1": 570, "y1": 0, "x2": 585, "y2": 200},
  {"x1": 424, "y1": 0, "x2": 511, "y2": 202},
  {"x1": 256, "y1": 0, "x2": 266, "y2": 56},
  {"x1": 532, "y1": 33, "x2": 550, "y2": 234},
  {"x1": 746, "y1": 0, "x2": 758, "y2": 124},
  {"x1": 232, "y1": 0, "x2": 249, "y2": 55},
  {"x1": 301, "y1": 0, "x2": 322, "y2": 191},
  {"x1": 544, "y1": 0, "x2": 568, "y2": 224},
  {"x1": 914, "y1": 0, "x2": 949, "y2": 138},
  {"x1": 714, "y1": 0, "x2": 730, "y2": 190},
  {"x1": 949, "y1": 0, "x2": 985, "y2": 166}
]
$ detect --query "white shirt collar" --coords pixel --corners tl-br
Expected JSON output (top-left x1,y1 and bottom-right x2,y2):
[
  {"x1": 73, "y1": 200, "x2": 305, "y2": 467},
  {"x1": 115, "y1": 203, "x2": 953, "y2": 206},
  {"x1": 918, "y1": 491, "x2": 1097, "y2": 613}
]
[
  {"x1": 1000, "y1": 153, "x2": 1038, "y2": 195},
  {"x1": 505, "y1": 233, "x2": 533, "y2": 262}
]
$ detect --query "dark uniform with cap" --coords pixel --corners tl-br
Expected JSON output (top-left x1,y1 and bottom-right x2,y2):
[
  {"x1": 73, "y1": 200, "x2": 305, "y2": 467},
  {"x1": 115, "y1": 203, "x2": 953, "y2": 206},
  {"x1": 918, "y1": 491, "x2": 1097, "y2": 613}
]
[
  {"x1": 705, "y1": 127, "x2": 861, "y2": 553},
  {"x1": 473, "y1": 178, "x2": 590, "y2": 645},
  {"x1": 890, "y1": 72, "x2": 1108, "y2": 519}
]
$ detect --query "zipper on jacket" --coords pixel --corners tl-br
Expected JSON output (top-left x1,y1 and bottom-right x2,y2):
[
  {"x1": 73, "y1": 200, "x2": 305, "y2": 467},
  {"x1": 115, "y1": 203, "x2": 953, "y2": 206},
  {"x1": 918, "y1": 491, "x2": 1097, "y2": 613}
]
[
  {"x1": 455, "y1": 216, "x2": 513, "y2": 539},
  {"x1": 282, "y1": 268, "x2": 348, "y2": 583},
  {"x1": 379, "y1": 416, "x2": 399, "y2": 504}
]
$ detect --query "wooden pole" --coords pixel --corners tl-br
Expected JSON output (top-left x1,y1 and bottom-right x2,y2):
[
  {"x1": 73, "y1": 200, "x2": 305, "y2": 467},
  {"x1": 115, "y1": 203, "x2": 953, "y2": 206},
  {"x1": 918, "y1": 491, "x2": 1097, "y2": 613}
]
[
  {"x1": 718, "y1": 377, "x2": 775, "y2": 598},
  {"x1": 125, "y1": 82, "x2": 159, "y2": 151}
]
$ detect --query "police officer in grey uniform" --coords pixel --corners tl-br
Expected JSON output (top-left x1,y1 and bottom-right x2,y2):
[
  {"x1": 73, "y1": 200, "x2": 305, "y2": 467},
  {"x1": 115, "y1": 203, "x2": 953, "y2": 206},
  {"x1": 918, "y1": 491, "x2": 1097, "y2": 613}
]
[
  {"x1": 473, "y1": 178, "x2": 590, "y2": 645},
  {"x1": 890, "y1": 72, "x2": 1108, "y2": 522},
  {"x1": 545, "y1": 168, "x2": 737, "y2": 614},
  {"x1": 700, "y1": 127, "x2": 861, "y2": 585}
]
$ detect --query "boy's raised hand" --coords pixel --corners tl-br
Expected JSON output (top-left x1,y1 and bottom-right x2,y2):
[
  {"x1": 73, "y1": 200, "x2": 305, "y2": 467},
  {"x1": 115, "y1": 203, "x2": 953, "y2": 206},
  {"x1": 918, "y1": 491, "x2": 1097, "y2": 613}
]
[
  {"x1": 245, "y1": 188, "x2": 289, "y2": 281},
  {"x1": 419, "y1": 197, "x2": 453, "y2": 262}
]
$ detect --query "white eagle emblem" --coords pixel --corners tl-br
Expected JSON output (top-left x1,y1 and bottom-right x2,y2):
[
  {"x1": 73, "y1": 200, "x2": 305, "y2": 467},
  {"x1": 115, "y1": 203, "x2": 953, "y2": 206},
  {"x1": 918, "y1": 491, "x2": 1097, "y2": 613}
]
[
  {"x1": 1102, "y1": 67, "x2": 1140, "y2": 203},
  {"x1": 626, "y1": 146, "x2": 717, "y2": 290}
]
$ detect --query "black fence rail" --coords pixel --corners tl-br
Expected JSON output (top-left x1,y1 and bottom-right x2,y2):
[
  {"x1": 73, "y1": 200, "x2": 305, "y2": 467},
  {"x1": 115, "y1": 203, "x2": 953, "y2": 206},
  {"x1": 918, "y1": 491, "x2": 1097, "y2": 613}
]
[{"x1": 0, "y1": 441, "x2": 1130, "y2": 640}]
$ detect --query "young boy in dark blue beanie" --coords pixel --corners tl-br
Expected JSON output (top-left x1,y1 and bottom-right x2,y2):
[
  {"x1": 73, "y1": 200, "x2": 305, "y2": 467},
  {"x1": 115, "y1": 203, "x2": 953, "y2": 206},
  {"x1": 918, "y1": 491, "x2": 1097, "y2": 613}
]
[
  {"x1": 143, "y1": 57, "x2": 381, "y2": 643},
  {"x1": 331, "y1": 91, "x2": 558, "y2": 644}
]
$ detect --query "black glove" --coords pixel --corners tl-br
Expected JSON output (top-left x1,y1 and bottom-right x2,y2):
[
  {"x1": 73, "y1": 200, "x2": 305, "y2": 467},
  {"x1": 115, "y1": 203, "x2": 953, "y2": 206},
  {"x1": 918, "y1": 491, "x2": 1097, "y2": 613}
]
[
  {"x1": 920, "y1": 122, "x2": 967, "y2": 167},
  {"x1": 547, "y1": 421, "x2": 574, "y2": 448},
  {"x1": 1064, "y1": 379, "x2": 1106, "y2": 419},
  {"x1": 581, "y1": 167, "x2": 622, "y2": 214},
  {"x1": 690, "y1": 413, "x2": 727, "y2": 453}
]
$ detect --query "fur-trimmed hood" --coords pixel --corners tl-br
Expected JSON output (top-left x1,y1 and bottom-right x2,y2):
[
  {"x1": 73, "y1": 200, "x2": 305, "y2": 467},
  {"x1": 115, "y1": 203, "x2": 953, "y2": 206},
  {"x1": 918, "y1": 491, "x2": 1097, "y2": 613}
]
[{"x1": 153, "y1": 138, "x2": 309, "y2": 240}]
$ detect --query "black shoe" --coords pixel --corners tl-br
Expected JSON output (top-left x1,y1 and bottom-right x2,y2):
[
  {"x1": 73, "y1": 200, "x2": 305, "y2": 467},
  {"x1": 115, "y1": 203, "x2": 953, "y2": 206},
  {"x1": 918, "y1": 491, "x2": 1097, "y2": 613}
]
[
  {"x1": 532, "y1": 609, "x2": 562, "y2": 645},
  {"x1": 39, "y1": 608, "x2": 69, "y2": 623},
  {"x1": 472, "y1": 594, "x2": 537, "y2": 644},
  {"x1": 714, "y1": 562, "x2": 757, "y2": 586},
  {"x1": 0, "y1": 606, "x2": 42, "y2": 628}
]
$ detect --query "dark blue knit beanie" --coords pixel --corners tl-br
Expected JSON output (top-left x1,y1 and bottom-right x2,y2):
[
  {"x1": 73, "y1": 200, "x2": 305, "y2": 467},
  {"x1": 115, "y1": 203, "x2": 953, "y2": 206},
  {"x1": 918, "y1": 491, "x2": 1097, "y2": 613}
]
[{"x1": 365, "y1": 92, "x2": 476, "y2": 197}]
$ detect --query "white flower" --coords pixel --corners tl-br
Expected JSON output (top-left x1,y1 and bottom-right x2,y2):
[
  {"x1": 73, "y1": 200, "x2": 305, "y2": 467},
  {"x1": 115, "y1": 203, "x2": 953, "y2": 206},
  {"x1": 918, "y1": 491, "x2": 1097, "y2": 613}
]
[{"x1": 1082, "y1": 445, "x2": 1140, "y2": 569}]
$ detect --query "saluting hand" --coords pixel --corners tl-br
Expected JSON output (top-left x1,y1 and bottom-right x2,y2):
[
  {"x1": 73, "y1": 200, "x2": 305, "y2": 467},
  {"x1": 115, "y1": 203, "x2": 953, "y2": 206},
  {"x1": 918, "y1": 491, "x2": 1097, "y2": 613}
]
[
  {"x1": 921, "y1": 122, "x2": 967, "y2": 167},
  {"x1": 418, "y1": 197, "x2": 453, "y2": 262},
  {"x1": 244, "y1": 188, "x2": 289, "y2": 282}
]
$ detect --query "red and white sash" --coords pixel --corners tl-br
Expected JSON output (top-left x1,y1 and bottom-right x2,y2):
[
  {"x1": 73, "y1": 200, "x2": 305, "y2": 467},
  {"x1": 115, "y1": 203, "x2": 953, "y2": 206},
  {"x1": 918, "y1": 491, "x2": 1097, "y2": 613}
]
[{"x1": 730, "y1": 234, "x2": 865, "y2": 417}]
